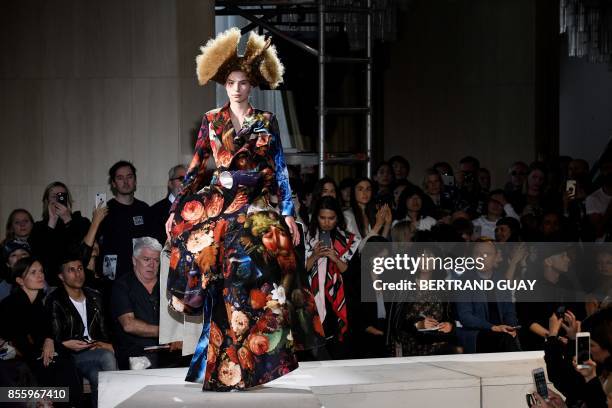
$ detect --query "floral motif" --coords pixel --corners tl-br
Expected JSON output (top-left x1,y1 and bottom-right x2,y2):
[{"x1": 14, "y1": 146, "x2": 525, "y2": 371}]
[
  {"x1": 218, "y1": 360, "x2": 242, "y2": 386},
  {"x1": 186, "y1": 228, "x2": 213, "y2": 254},
  {"x1": 246, "y1": 333, "x2": 269, "y2": 356},
  {"x1": 238, "y1": 346, "x2": 255, "y2": 371},
  {"x1": 230, "y1": 310, "x2": 250, "y2": 337},
  {"x1": 209, "y1": 322, "x2": 223, "y2": 348},
  {"x1": 181, "y1": 200, "x2": 205, "y2": 222},
  {"x1": 205, "y1": 193, "x2": 224, "y2": 218}
]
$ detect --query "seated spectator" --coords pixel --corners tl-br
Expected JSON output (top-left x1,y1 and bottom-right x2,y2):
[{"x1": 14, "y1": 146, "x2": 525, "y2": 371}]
[
  {"x1": 391, "y1": 179, "x2": 410, "y2": 215},
  {"x1": 30, "y1": 181, "x2": 91, "y2": 287},
  {"x1": 516, "y1": 247, "x2": 584, "y2": 350},
  {"x1": 390, "y1": 220, "x2": 414, "y2": 242},
  {"x1": 111, "y1": 237, "x2": 181, "y2": 369},
  {"x1": 514, "y1": 162, "x2": 561, "y2": 219},
  {"x1": 422, "y1": 168, "x2": 455, "y2": 215},
  {"x1": 305, "y1": 196, "x2": 359, "y2": 359},
  {"x1": 310, "y1": 176, "x2": 339, "y2": 218},
  {"x1": 97, "y1": 160, "x2": 151, "y2": 280},
  {"x1": 0, "y1": 257, "x2": 82, "y2": 406},
  {"x1": 455, "y1": 156, "x2": 487, "y2": 217},
  {"x1": 373, "y1": 161, "x2": 395, "y2": 197},
  {"x1": 586, "y1": 153, "x2": 612, "y2": 242},
  {"x1": 344, "y1": 177, "x2": 392, "y2": 243},
  {"x1": 585, "y1": 249, "x2": 612, "y2": 317},
  {"x1": 455, "y1": 240, "x2": 520, "y2": 353},
  {"x1": 504, "y1": 161, "x2": 528, "y2": 204},
  {"x1": 495, "y1": 217, "x2": 521, "y2": 242},
  {"x1": 46, "y1": 253, "x2": 116, "y2": 407},
  {"x1": 2, "y1": 208, "x2": 34, "y2": 246},
  {"x1": 388, "y1": 155, "x2": 410, "y2": 182},
  {"x1": 472, "y1": 190, "x2": 520, "y2": 240},
  {"x1": 338, "y1": 178, "x2": 354, "y2": 210},
  {"x1": 390, "y1": 247, "x2": 459, "y2": 356},
  {"x1": 544, "y1": 308, "x2": 611, "y2": 407},
  {"x1": 478, "y1": 168, "x2": 491, "y2": 193},
  {"x1": 150, "y1": 164, "x2": 186, "y2": 246},
  {"x1": 394, "y1": 185, "x2": 437, "y2": 231},
  {"x1": 0, "y1": 240, "x2": 32, "y2": 302},
  {"x1": 451, "y1": 218, "x2": 474, "y2": 242}
]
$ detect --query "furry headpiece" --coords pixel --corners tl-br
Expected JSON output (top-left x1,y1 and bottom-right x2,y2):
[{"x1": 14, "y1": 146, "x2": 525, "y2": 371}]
[{"x1": 196, "y1": 27, "x2": 284, "y2": 89}]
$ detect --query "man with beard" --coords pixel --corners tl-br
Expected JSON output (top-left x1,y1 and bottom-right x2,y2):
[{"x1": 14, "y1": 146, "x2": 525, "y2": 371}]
[
  {"x1": 97, "y1": 161, "x2": 150, "y2": 279},
  {"x1": 46, "y1": 254, "x2": 116, "y2": 407},
  {"x1": 149, "y1": 164, "x2": 186, "y2": 246}
]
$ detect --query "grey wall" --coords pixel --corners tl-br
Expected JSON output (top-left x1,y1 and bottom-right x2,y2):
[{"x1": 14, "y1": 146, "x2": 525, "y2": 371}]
[
  {"x1": 559, "y1": 43, "x2": 612, "y2": 165},
  {"x1": 0, "y1": 0, "x2": 214, "y2": 235},
  {"x1": 382, "y1": 0, "x2": 537, "y2": 189}
]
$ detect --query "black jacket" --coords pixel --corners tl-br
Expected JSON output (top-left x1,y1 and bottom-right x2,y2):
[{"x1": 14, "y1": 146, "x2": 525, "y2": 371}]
[{"x1": 45, "y1": 286, "x2": 110, "y2": 350}]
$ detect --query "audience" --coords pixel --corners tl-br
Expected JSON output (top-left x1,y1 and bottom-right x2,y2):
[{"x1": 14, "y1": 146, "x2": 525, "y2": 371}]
[
  {"x1": 149, "y1": 164, "x2": 186, "y2": 246},
  {"x1": 344, "y1": 177, "x2": 392, "y2": 243},
  {"x1": 394, "y1": 185, "x2": 437, "y2": 231},
  {"x1": 2, "y1": 208, "x2": 34, "y2": 246},
  {"x1": 0, "y1": 240, "x2": 31, "y2": 301},
  {"x1": 472, "y1": 190, "x2": 520, "y2": 240}
]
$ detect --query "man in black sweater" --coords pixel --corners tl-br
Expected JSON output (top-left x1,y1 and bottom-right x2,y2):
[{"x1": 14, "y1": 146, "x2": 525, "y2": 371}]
[{"x1": 149, "y1": 164, "x2": 186, "y2": 246}]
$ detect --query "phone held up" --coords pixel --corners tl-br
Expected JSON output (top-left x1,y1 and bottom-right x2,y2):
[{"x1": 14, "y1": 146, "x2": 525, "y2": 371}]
[{"x1": 576, "y1": 332, "x2": 591, "y2": 369}]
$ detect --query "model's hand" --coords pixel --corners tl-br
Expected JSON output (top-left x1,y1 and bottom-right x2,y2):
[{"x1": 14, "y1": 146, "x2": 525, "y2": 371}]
[
  {"x1": 285, "y1": 216, "x2": 300, "y2": 246},
  {"x1": 165, "y1": 213, "x2": 175, "y2": 243}
]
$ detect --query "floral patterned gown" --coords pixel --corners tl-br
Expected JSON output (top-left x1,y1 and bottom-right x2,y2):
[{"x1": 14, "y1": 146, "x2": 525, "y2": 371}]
[{"x1": 167, "y1": 103, "x2": 324, "y2": 391}]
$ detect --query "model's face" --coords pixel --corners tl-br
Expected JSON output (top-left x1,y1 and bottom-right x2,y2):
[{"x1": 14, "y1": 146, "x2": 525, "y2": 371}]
[
  {"x1": 17, "y1": 261, "x2": 45, "y2": 291},
  {"x1": 112, "y1": 166, "x2": 136, "y2": 196},
  {"x1": 60, "y1": 260, "x2": 85, "y2": 290},
  {"x1": 495, "y1": 224, "x2": 511, "y2": 242},
  {"x1": 133, "y1": 248, "x2": 160, "y2": 281},
  {"x1": 12, "y1": 212, "x2": 33, "y2": 238},
  {"x1": 321, "y1": 182, "x2": 336, "y2": 199},
  {"x1": 7, "y1": 249, "x2": 29, "y2": 268},
  {"x1": 425, "y1": 174, "x2": 441, "y2": 195},
  {"x1": 354, "y1": 181, "x2": 372, "y2": 205},
  {"x1": 318, "y1": 209, "x2": 338, "y2": 232},
  {"x1": 225, "y1": 71, "x2": 252, "y2": 104}
]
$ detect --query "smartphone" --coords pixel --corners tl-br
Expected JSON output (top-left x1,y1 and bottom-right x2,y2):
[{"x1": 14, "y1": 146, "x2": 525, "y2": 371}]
[
  {"x1": 566, "y1": 180, "x2": 576, "y2": 199},
  {"x1": 532, "y1": 367, "x2": 548, "y2": 400},
  {"x1": 56, "y1": 192, "x2": 68, "y2": 206},
  {"x1": 555, "y1": 306, "x2": 567, "y2": 319},
  {"x1": 319, "y1": 230, "x2": 332, "y2": 248},
  {"x1": 442, "y1": 174, "x2": 455, "y2": 187},
  {"x1": 576, "y1": 332, "x2": 591, "y2": 369},
  {"x1": 95, "y1": 192, "x2": 107, "y2": 207}
]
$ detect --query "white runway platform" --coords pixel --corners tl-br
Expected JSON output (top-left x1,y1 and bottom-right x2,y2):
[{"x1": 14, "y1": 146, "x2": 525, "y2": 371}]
[{"x1": 99, "y1": 351, "x2": 550, "y2": 407}]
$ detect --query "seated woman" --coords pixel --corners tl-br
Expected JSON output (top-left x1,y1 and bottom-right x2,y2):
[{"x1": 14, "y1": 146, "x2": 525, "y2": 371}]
[
  {"x1": 0, "y1": 257, "x2": 82, "y2": 406},
  {"x1": 343, "y1": 177, "x2": 392, "y2": 246},
  {"x1": 305, "y1": 196, "x2": 360, "y2": 359},
  {"x1": 389, "y1": 245, "x2": 459, "y2": 356},
  {"x1": 393, "y1": 185, "x2": 437, "y2": 231}
]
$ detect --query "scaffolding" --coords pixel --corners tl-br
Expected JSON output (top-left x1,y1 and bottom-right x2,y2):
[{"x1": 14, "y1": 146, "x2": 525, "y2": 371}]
[{"x1": 215, "y1": 0, "x2": 387, "y2": 177}]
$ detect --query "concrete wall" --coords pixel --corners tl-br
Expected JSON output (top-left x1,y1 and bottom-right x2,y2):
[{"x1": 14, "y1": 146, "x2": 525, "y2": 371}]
[
  {"x1": 382, "y1": 0, "x2": 537, "y2": 189},
  {"x1": 0, "y1": 0, "x2": 214, "y2": 235}
]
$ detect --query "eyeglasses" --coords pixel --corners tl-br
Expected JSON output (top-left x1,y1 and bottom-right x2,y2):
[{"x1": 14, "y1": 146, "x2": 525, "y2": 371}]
[{"x1": 169, "y1": 177, "x2": 184, "y2": 182}]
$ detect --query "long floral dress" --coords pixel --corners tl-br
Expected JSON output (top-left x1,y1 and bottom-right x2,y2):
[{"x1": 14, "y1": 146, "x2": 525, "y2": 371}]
[{"x1": 167, "y1": 103, "x2": 324, "y2": 391}]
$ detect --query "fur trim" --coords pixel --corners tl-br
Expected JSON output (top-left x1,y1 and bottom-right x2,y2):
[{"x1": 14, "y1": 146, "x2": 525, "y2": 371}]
[{"x1": 195, "y1": 27, "x2": 284, "y2": 89}]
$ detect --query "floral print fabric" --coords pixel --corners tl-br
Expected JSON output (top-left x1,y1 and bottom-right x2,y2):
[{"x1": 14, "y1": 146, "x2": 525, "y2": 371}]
[{"x1": 167, "y1": 103, "x2": 324, "y2": 390}]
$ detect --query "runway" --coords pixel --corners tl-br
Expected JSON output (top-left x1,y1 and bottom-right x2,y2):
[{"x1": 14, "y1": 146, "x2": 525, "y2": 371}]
[{"x1": 99, "y1": 350, "x2": 549, "y2": 407}]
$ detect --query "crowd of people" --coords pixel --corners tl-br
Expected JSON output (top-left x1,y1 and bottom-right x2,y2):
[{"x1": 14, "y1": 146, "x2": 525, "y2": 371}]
[{"x1": 1, "y1": 150, "x2": 612, "y2": 406}]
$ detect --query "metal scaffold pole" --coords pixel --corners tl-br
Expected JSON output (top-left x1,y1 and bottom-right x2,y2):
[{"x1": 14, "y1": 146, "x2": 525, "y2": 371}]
[
  {"x1": 366, "y1": 0, "x2": 373, "y2": 178},
  {"x1": 318, "y1": 0, "x2": 326, "y2": 178}
]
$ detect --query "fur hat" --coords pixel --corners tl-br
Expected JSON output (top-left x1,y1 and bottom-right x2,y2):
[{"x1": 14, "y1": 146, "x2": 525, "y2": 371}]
[{"x1": 196, "y1": 27, "x2": 284, "y2": 89}]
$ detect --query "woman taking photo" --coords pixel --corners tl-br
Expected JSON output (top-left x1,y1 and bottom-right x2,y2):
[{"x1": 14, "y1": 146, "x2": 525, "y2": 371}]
[
  {"x1": 305, "y1": 196, "x2": 360, "y2": 359},
  {"x1": 165, "y1": 28, "x2": 323, "y2": 391}
]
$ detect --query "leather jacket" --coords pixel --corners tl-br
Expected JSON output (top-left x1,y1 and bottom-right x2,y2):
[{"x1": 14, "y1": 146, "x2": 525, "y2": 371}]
[{"x1": 46, "y1": 286, "x2": 110, "y2": 347}]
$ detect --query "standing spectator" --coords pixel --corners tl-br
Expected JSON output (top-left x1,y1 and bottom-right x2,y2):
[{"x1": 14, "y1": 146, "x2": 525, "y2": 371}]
[
  {"x1": 97, "y1": 160, "x2": 150, "y2": 280},
  {"x1": 30, "y1": 182, "x2": 91, "y2": 287},
  {"x1": 455, "y1": 240, "x2": 520, "y2": 353},
  {"x1": 111, "y1": 237, "x2": 180, "y2": 369},
  {"x1": 456, "y1": 156, "x2": 487, "y2": 217},
  {"x1": 504, "y1": 161, "x2": 528, "y2": 202},
  {"x1": 46, "y1": 254, "x2": 116, "y2": 407},
  {"x1": 0, "y1": 257, "x2": 82, "y2": 406},
  {"x1": 373, "y1": 162, "x2": 395, "y2": 198},
  {"x1": 2, "y1": 209, "x2": 34, "y2": 246},
  {"x1": 586, "y1": 153, "x2": 612, "y2": 241},
  {"x1": 472, "y1": 190, "x2": 520, "y2": 240},
  {"x1": 305, "y1": 197, "x2": 359, "y2": 359},
  {"x1": 0, "y1": 240, "x2": 31, "y2": 301},
  {"x1": 344, "y1": 177, "x2": 392, "y2": 243},
  {"x1": 149, "y1": 164, "x2": 186, "y2": 246},
  {"x1": 338, "y1": 178, "x2": 354, "y2": 210},
  {"x1": 309, "y1": 176, "x2": 339, "y2": 219}
]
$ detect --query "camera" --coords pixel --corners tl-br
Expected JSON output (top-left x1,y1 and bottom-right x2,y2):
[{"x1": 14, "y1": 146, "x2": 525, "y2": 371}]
[{"x1": 56, "y1": 192, "x2": 68, "y2": 206}]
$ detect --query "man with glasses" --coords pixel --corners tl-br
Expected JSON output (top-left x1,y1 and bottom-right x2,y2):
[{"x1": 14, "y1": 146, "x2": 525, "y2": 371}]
[
  {"x1": 111, "y1": 237, "x2": 181, "y2": 369},
  {"x1": 47, "y1": 253, "x2": 116, "y2": 407},
  {"x1": 97, "y1": 160, "x2": 150, "y2": 280},
  {"x1": 149, "y1": 164, "x2": 186, "y2": 246}
]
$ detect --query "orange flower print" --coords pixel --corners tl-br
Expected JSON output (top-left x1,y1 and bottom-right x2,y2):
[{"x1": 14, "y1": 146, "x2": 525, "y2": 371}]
[
  {"x1": 238, "y1": 346, "x2": 255, "y2": 371},
  {"x1": 181, "y1": 200, "x2": 205, "y2": 222},
  {"x1": 205, "y1": 193, "x2": 224, "y2": 218},
  {"x1": 169, "y1": 247, "x2": 180, "y2": 270},
  {"x1": 246, "y1": 333, "x2": 269, "y2": 355},
  {"x1": 249, "y1": 289, "x2": 268, "y2": 310},
  {"x1": 216, "y1": 149, "x2": 233, "y2": 168},
  {"x1": 209, "y1": 322, "x2": 223, "y2": 348},
  {"x1": 224, "y1": 192, "x2": 248, "y2": 214},
  {"x1": 226, "y1": 346, "x2": 239, "y2": 364}
]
